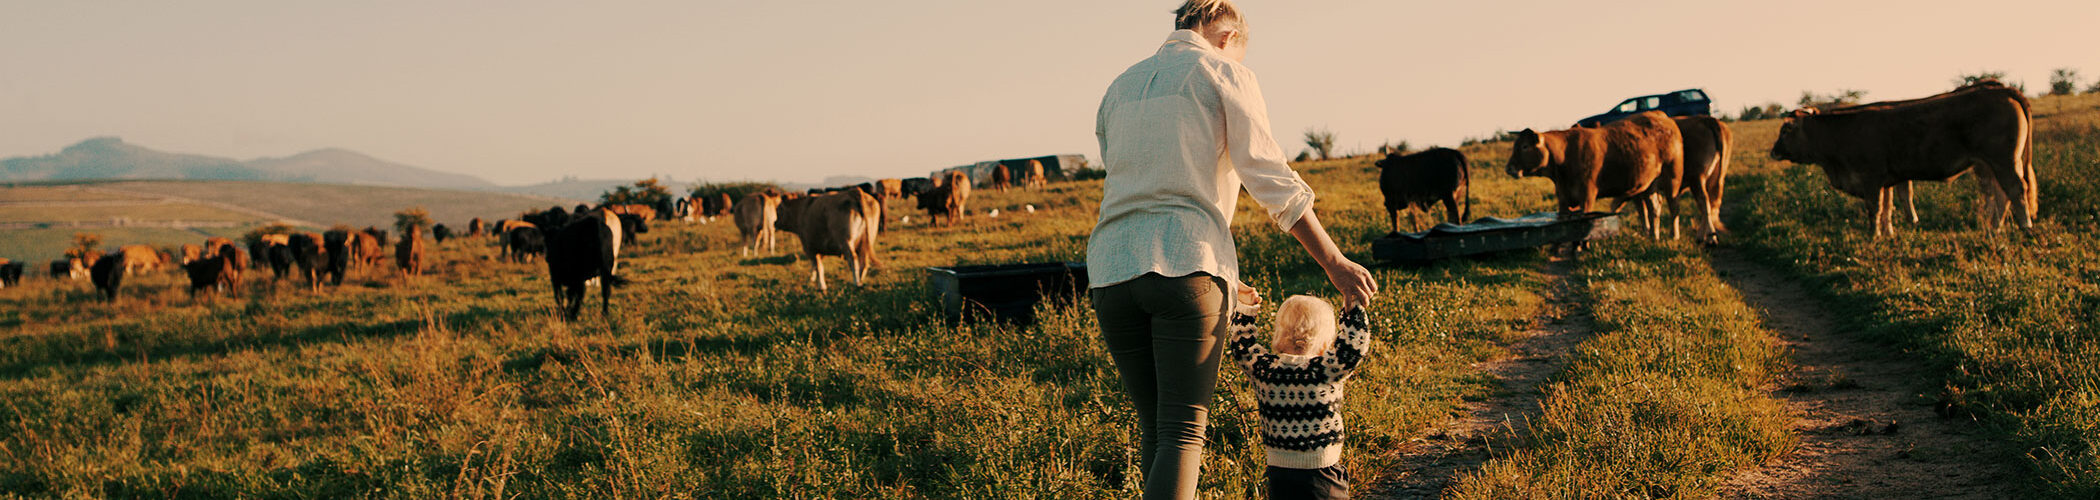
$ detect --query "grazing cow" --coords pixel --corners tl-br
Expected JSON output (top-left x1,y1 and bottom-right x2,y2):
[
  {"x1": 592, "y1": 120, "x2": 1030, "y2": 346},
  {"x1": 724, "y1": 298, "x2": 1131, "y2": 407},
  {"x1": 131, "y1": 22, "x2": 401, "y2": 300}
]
[
  {"x1": 323, "y1": 229, "x2": 358, "y2": 286},
  {"x1": 267, "y1": 242, "x2": 294, "y2": 280},
  {"x1": 1770, "y1": 81, "x2": 2034, "y2": 235},
  {"x1": 601, "y1": 205, "x2": 654, "y2": 244},
  {"x1": 506, "y1": 225, "x2": 546, "y2": 264},
  {"x1": 204, "y1": 237, "x2": 235, "y2": 257},
  {"x1": 1507, "y1": 110, "x2": 1685, "y2": 239},
  {"x1": 1375, "y1": 147, "x2": 1471, "y2": 233},
  {"x1": 0, "y1": 260, "x2": 21, "y2": 288},
  {"x1": 990, "y1": 164, "x2": 1012, "y2": 191},
  {"x1": 89, "y1": 254, "x2": 124, "y2": 301},
  {"x1": 468, "y1": 218, "x2": 486, "y2": 238},
  {"x1": 542, "y1": 211, "x2": 628, "y2": 321},
  {"x1": 776, "y1": 190, "x2": 881, "y2": 291},
  {"x1": 1672, "y1": 115, "x2": 1733, "y2": 244},
  {"x1": 735, "y1": 191, "x2": 783, "y2": 256},
  {"x1": 877, "y1": 179, "x2": 904, "y2": 200},
  {"x1": 246, "y1": 240, "x2": 269, "y2": 270},
  {"x1": 916, "y1": 172, "x2": 972, "y2": 226},
  {"x1": 289, "y1": 232, "x2": 326, "y2": 292},
  {"x1": 51, "y1": 259, "x2": 74, "y2": 280},
  {"x1": 116, "y1": 244, "x2": 168, "y2": 274},
  {"x1": 1018, "y1": 160, "x2": 1047, "y2": 190},
  {"x1": 184, "y1": 243, "x2": 241, "y2": 299},
  {"x1": 179, "y1": 244, "x2": 203, "y2": 265},
  {"x1": 357, "y1": 228, "x2": 388, "y2": 266},
  {"x1": 900, "y1": 177, "x2": 937, "y2": 199},
  {"x1": 432, "y1": 224, "x2": 452, "y2": 244},
  {"x1": 698, "y1": 194, "x2": 724, "y2": 222},
  {"x1": 397, "y1": 224, "x2": 425, "y2": 279}
]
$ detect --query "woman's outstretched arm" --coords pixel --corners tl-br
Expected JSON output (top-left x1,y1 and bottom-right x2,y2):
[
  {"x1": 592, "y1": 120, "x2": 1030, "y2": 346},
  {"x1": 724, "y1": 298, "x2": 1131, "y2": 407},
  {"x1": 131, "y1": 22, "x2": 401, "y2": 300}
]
[{"x1": 1287, "y1": 210, "x2": 1377, "y2": 308}]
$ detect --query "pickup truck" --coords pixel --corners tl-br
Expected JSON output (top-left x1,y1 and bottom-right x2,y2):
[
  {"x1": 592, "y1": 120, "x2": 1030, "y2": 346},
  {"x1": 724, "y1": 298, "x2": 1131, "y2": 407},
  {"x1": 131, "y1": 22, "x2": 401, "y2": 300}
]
[{"x1": 1575, "y1": 89, "x2": 1713, "y2": 127}]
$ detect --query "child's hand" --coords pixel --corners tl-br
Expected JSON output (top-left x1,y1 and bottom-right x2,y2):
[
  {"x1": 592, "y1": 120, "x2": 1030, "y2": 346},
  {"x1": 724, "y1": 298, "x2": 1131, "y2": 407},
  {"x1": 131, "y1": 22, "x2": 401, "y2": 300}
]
[{"x1": 1234, "y1": 285, "x2": 1262, "y2": 307}]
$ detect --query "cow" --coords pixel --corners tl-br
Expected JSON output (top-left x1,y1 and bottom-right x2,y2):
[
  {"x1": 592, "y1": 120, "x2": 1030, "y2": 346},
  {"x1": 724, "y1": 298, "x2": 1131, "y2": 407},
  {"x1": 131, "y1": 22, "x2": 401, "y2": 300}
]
[
  {"x1": 542, "y1": 211, "x2": 628, "y2": 321},
  {"x1": 673, "y1": 197, "x2": 693, "y2": 222},
  {"x1": 1507, "y1": 110, "x2": 1685, "y2": 240},
  {"x1": 1671, "y1": 115, "x2": 1733, "y2": 244},
  {"x1": 990, "y1": 164, "x2": 1012, "y2": 191},
  {"x1": 184, "y1": 243, "x2": 241, "y2": 299},
  {"x1": 1770, "y1": 81, "x2": 2034, "y2": 236},
  {"x1": 900, "y1": 177, "x2": 937, "y2": 199},
  {"x1": 1375, "y1": 147, "x2": 1471, "y2": 234},
  {"x1": 506, "y1": 225, "x2": 545, "y2": 264},
  {"x1": 698, "y1": 194, "x2": 725, "y2": 222},
  {"x1": 89, "y1": 254, "x2": 124, "y2": 301},
  {"x1": 288, "y1": 232, "x2": 326, "y2": 292},
  {"x1": 916, "y1": 171, "x2": 973, "y2": 226},
  {"x1": 776, "y1": 189, "x2": 881, "y2": 291},
  {"x1": 397, "y1": 224, "x2": 426, "y2": 279},
  {"x1": 735, "y1": 191, "x2": 783, "y2": 256},
  {"x1": 432, "y1": 224, "x2": 452, "y2": 244},
  {"x1": 601, "y1": 205, "x2": 656, "y2": 243},
  {"x1": 1022, "y1": 160, "x2": 1047, "y2": 190},
  {"x1": 266, "y1": 241, "x2": 294, "y2": 280},
  {"x1": 876, "y1": 179, "x2": 904, "y2": 200},
  {"x1": 0, "y1": 260, "x2": 21, "y2": 288},
  {"x1": 322, "y1": 229, "x2": 357, "y2": 287},
  {"x1": 357, "y1": 228, "x2": 388, "y2": 267},
  {"x1": 116, "y1": 244, "x2": 168, "y2": 274},
  {"x1": 468, "y1": 217, "x2": 486, "y2": 238},
  {"x1": 573, "y1": 204, "x2": 592, "y2": 215},
  {"x1": 50, "y1": 259, "x2": 73, "y2": 280}
]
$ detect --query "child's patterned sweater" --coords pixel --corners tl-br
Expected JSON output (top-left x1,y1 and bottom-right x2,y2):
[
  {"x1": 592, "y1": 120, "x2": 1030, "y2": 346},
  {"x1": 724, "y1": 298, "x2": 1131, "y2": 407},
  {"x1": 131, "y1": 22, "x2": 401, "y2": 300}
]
[{"x1": 1226, "y1": 300, "x2": 1372, "y2": 469}]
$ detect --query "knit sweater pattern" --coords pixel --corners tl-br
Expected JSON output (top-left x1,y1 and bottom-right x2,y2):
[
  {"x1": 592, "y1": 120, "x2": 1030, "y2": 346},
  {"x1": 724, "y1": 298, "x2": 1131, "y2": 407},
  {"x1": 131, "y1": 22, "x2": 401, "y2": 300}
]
[{"x1": 1227, "y1": 301, "x2": 1372, "y2": 469}]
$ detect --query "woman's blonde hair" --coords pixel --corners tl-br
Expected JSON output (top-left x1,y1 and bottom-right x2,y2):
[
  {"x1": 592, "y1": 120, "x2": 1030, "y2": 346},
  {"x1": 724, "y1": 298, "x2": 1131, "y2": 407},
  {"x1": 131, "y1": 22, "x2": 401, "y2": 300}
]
[
  {"x1": 1272, "y1": 295, "x2": 1337, "y2": 356},
  {"x1": 1173, "y1": 0, "x2": 1248, "y2": 43}
]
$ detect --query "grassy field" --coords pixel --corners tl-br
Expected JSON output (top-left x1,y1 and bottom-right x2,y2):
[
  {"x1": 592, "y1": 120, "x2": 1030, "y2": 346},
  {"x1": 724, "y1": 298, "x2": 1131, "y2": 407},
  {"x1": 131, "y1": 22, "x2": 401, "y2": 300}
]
[
  {"x1": 2, "y1": 93, "x2": 2095, "y2": 498},
  {"x1": 95, "y1": 180, "x2": 583, "y2": 229}
]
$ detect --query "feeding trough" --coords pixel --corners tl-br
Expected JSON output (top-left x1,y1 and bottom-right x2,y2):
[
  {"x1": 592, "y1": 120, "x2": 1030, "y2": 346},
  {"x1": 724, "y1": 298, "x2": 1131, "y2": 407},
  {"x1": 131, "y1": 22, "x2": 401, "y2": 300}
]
[
  {"x1": 926, "y1": 262, "x2": 1088, "y2": 324},
  {"x1": 1372, "y1": 211, "x2": 1622, "y2": 264}
]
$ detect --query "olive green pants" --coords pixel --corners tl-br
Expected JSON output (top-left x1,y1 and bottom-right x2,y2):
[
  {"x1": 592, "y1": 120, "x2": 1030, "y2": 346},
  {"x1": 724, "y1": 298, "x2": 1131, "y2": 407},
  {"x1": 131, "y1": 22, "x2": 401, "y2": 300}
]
[{"x1": 1091, "y1": 272, "x2": 1231, "y2": 499}]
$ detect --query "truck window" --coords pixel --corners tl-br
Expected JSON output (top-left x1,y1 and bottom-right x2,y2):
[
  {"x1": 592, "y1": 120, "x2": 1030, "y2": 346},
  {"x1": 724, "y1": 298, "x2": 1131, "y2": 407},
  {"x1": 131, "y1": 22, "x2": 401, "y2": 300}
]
[
  {"x1": 1643, "y1": 97, "x2": 1661, "y2": 109},
  {"x1": 1617, "y1": 100, "x2": 1640, "y2": 113},
  {"x1": 1679, "y1": 90, "x2": 1707, "y2": 101}
]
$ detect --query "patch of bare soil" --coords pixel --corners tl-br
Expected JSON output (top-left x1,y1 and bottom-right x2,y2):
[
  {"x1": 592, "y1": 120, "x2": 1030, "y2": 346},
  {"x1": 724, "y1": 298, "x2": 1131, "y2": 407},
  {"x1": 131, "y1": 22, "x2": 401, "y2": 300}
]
[
  {"x1": 1711, "y1": 249, "x2": 2020, "y2": 500},
  {"x1": 1369, "y1": 259, "x2": 1588, "y2": 499}
]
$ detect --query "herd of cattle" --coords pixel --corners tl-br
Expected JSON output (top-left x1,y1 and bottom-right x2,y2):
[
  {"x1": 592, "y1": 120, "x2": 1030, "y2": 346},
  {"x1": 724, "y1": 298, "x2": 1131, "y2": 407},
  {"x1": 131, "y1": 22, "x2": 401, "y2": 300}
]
[
  {"x1": 1, "y1": 83, "x2": 2043, "y2": 320},
  {"x1": 1374, "y1": 80, "x2": 2037, "y2": 245}
]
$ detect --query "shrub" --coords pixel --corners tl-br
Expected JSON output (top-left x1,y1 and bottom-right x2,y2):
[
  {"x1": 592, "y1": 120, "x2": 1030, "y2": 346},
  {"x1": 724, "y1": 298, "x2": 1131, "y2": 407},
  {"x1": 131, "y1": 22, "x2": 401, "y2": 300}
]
[
  {"x1": 1303, "y1": 127, "x2": 1336, "y2": 160},
  {"x1": 393, "y1": 207, "x2": 432, "y2": 235},
  {"x1": 602, "y1": 177, "x2": 674, "y2": 208},
  {"x1": 2051, "y1": 68, "x2": 2081, "y2": 96}
]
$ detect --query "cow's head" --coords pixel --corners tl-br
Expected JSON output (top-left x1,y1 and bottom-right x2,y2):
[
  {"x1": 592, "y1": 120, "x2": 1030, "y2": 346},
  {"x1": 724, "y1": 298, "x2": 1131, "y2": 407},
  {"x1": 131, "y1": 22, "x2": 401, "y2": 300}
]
[
  {"x1": 1769, "y1": 108, "x2": 1817, "y2": 163},
  {"x1": 1505, "y1": 129, "x2": 1549, "y2": 178},
  {"x1": 1373, "y1": 152, "x2": 1403, "y2": 170}
]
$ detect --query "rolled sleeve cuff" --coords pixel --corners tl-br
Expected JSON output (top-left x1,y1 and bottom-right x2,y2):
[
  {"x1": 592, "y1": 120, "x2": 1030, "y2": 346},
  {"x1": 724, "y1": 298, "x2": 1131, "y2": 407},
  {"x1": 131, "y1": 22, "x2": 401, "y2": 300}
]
[{"x1": 1266, "y1": 187, "x2": 1315, "y2": 231}]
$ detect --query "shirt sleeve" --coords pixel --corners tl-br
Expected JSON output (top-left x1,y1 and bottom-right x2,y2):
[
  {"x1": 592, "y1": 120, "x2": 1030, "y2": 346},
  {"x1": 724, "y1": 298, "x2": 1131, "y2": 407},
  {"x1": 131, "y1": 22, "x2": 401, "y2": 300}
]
[
  {"x1": 1226, "y1": 299, "x2": 1270, "y2": 371},
  {"x1": 1212, "y1": 62, "x2": 1316, "y2": 231},
  {"x1": 1320, "y1": 306, "x2": 1373, "y2": 380}
]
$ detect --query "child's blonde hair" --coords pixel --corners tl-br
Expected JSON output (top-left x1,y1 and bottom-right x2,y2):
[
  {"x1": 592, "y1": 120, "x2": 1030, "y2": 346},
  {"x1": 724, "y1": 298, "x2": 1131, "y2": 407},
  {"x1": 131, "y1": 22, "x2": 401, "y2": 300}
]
[{"x1": 1272, "y1": 295, "x2": 1337, "y2": 356}]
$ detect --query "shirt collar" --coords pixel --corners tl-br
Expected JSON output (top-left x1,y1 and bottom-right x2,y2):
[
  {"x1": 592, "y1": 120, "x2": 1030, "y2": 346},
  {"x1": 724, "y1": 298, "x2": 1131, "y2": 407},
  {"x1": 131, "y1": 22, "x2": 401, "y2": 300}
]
[{"x1": 1162, "y1": 29, "x2": 1214, "y2": 53}]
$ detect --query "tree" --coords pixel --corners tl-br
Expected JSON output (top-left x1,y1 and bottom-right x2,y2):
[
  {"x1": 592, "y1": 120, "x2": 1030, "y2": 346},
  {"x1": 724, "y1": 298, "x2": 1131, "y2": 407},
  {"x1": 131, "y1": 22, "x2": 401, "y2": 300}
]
[
  {"x1": 602, "y1": 177, "x2": 674, "y2": 208},
  {"x1": 67, "y1": 232, "x2": 102, "y2": 258},
  {"x1": 1303, "y1": 127, "x2": 1336, "y2": 161},
  {"x1": 393, "y1": 206, "x2": 432, "y2": 236},
  {"x1": 2050, "y1": 68, "x2": 2080, "y2": 96},
  {"x1": 1798, "y1": 90, "x2": 1868, "y2": 110},
  {"x1": 1954, "y1": 70, "x2": 2007, "y2": 88}
]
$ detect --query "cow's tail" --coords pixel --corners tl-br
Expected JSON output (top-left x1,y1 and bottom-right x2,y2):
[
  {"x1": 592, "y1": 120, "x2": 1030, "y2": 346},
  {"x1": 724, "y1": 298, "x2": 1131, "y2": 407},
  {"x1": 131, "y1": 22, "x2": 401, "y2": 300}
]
[
  {"x1": 858, "y1": 192, "x2": 882, "y2": 268},
  {"x1": 1459, "y1": 150, "x2": 1473, "y2": 223},
  {"x1": 1711, "y1": 119, "x2": 1732, "y2": 234}
]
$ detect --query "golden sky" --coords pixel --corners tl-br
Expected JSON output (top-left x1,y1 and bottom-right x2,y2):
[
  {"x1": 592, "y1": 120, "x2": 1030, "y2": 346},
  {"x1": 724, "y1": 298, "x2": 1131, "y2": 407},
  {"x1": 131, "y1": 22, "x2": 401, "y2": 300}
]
[{"x1": 2, "y1": 1, "x2": 2093, "y2": 185}]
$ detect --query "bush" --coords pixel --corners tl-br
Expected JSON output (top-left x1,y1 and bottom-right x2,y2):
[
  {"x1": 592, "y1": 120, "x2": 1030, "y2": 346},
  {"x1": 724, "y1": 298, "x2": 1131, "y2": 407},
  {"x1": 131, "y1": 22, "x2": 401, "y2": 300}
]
[
  {"x1": 241, "y1": 223, "x2": 297, "y2": 246},
  {"x1": 2052, "y1": 68, "x2": 2082, "y2": 96},
  {"x1": 393, "y1": 207, "x2": 432, "y2": 235},
  {"x1": 602, "y1": 178, "x2": 674, "y2": 208},
  {"x1": 1303, "y1": 127, "x2": 1336, "y2": 160}
]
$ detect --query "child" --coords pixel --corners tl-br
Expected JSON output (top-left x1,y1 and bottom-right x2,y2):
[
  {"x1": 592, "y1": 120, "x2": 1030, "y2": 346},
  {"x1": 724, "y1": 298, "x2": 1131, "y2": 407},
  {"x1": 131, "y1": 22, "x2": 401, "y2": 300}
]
[{"x1": 1228, "y1": 286, "x2": 1373, "y2": 500}]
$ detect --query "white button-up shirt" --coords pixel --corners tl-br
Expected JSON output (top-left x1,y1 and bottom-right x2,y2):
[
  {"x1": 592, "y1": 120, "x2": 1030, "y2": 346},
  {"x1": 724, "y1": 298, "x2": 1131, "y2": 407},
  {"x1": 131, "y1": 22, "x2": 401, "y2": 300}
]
[{"x1": 1088, "y1": 29, "x2": 1315, "y2": 289}]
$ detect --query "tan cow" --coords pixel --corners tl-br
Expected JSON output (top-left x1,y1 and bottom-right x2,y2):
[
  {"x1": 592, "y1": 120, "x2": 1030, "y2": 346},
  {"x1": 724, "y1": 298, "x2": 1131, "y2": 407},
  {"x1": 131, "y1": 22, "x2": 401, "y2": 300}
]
[
  {"x1": 1022, "y1": 160, "x2": 1047, "y2": 190},
  {"x1": 1772, "y1": 81, "x2": 2032, "y2": 236},
  {"x1": 776, "y1": 190, "x2": 881, "y2": 291},
  {"x1": 179, "y1": 244, "x2": 203, "y2": 265},
  {"x1": 1507, "y1": 110, "x2": 1685, "y2": 239},
  {"x1": 1671, "y1": 115, "x2": 1732, "y2": 244},
  {"x1": 1771, "y1": 81, "x2": 2034, "y2": 235},
  {"x1": 735, "y1": 191, "x2": 783, "y2": 256},
  {"x1": 116, "y1": 244, "x2": 167, "y2": 274},
  {"x1": 397, "y1": 224, "x2": 425, "y2": 279}
]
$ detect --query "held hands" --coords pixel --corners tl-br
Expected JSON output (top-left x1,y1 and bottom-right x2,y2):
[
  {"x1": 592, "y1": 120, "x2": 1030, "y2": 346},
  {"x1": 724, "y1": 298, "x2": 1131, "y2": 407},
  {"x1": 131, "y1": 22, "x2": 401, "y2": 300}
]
[
  {"x1": 1234, "y1": 284, "x2": 1262, "y2": 307},
  {"x1": 1320, "y1": 257, "x2": 1377, "y2": 309}
]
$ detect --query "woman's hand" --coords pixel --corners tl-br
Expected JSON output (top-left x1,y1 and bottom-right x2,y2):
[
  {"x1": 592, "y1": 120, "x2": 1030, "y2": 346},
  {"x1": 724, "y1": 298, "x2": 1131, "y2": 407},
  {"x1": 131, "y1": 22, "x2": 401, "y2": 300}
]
[{"x1": 1287, "y1": 210, "x2": 1379, "y2": 309}]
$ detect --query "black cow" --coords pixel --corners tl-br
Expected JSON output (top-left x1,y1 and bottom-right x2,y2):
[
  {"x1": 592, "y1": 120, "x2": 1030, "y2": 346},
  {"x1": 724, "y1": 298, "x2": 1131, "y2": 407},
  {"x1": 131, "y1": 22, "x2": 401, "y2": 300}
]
[
  {"x1": 184, "y1": 243, "x2": 240, "y2": 299},
  {"x1": 0, "y1": 261, "x2": 22, "y2": 287},
  {"x1": 322, "y1": 229, "x2": 355, "y2": 286},
  {"x1": 543, "y1": 213, "x2": 628, "y2": 321},
  {"x1": 268, "y1": 243, "x2": 294, "y2": 280},
  {"x1": 1376, "y1": 147, "x2": 1471, "y2": 234},
  {"x1": 899, "y1": 177, "x2": 937, "y2": 198},
  {"x1": 432, "y1": 224, "x2": 453, "y2": 244},
  {"x1": 288, "y1": 233, "x2": 326, "y2": 292},
  {"x1": 90, "y1": 254, "x2": 124, "y2": 301},
  {"x1": 507, "y1": 226, "x2": 546, "y2": 264}
]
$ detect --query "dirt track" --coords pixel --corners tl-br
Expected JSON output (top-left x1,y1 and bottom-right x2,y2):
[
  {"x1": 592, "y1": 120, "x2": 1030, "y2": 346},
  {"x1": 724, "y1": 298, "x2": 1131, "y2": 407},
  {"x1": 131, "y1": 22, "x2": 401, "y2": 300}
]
[{"x1": 1711, "y1": 249, "x2": 2019, "y2": 499}]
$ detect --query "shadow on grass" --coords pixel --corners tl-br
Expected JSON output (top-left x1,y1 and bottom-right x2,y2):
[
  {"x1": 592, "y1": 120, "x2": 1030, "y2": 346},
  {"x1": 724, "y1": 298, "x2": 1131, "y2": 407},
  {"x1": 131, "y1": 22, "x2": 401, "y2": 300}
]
[{"x1": 0, "y1": 316, "x2": 425, "y2": 379}]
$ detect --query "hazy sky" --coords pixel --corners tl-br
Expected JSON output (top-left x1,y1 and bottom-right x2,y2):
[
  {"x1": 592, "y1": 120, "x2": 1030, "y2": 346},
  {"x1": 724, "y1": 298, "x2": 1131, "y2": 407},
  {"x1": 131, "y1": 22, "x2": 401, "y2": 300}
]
[{"x1": 3, "y1": 1, "x2": 2094, "y2": 186}]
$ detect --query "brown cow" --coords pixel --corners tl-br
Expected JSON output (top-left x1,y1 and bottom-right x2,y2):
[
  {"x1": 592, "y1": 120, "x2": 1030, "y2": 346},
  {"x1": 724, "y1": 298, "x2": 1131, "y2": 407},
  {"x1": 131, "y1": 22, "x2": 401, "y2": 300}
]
[
  {"x1": 918, "y1": 170, "x2": 972, "y2": 226},
  {"x1": 179, "y1": 244, "x2": 203, "y2": 265},
  {"x1": 990, "y1": 164, "x2": 1012, "y2": 192},
  {"x1": 776, "y1": 190, "x2": 881, "y2": 291},
  {"x1": 876, "y1": 179, "x2": 904, "y2": 200},
  {"x1": 1375, "y1": 147, "x2": 1470, "y2": 233},
  {"x1": 468, "y1": 218, "x2": 486, "y2": 238},
  {"x1": 1672, "y1": 115, "x2": 1733, "y2": 244},
  {"x1": 735, "y1": 191, "x2": 783, "y2": 256},
  {"x1": 1022, "y1": 160, "x2": 1047, "y2": 190},
  {"x1": 1772, "y1": 81, "x2": 2034, "y2": 235},
  {"x1": 185, "y1": 243, "x2": 241, "y2": 299},
  {"x1": 397, "y1": 224, "x2": 425, "y2": 279},
  {"x1": 1507, "y1": 110, "x2": 1684, "y2": 240},
  {"x1": 116, "y1": 244, "x2": 167, "y2": 274},
  {"x1": 602, "y1": 204, "x2": 657, "y2": 243}
]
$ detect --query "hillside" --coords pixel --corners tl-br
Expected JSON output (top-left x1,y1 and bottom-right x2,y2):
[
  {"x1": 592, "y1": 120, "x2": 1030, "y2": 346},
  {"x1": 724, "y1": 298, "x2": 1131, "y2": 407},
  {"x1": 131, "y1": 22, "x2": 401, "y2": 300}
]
[{"x1": 0, "y1": 137, "x2": 497, "y2": 190}]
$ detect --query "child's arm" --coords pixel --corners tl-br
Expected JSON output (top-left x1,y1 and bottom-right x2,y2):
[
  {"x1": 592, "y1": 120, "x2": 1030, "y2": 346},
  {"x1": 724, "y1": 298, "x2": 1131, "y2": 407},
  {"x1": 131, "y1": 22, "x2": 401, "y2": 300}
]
[
  {"x1": 1226, "y1": 286, "x2": 1270, "y2": 371},
  {"x1": 1320, "y1": 306, "x2": 1373, "y2": 378}
]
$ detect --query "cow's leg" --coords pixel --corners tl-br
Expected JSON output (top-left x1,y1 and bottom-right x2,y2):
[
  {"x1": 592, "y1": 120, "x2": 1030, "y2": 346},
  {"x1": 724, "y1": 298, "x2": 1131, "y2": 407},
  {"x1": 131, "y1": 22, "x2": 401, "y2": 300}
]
[
  {"x1": 1388, "y1": 209, "x2": 1401, "y2": 234},
  {"x1": 599, "y1": 274, "x2": 612, "y2": 319},
  {"x1": 811, "y1": 253, "x2": 827, "y2": 291},
  {"x1": 1661, "y1": 192, "x2": 1681, "y2": 240},
  {"x1": 1440, "y1": 197, "x2": 1462, "y2": 228},
  {"x1": 1407, "y1": 209, "x2": 1424, "y2": 233},
  {"x1": 1896, "y1": 182, "x2": 1919, "y2": 224},
  {"x1": 1974, "y1": 168, "x2": 2008, "y2": 230},
  {"x1": 1875, "y1": 187, "x2": 1896, "y2": 237},
  {"x1": 1986, "y1": 157, "x2": 2032, "y2": 230}
]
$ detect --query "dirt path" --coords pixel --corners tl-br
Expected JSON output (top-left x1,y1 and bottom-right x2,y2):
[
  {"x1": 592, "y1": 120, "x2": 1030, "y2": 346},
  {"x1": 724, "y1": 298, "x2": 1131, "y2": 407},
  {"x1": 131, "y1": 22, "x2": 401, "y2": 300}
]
[
  {"x1": 1711, "y1": 249, "x2": 2020, "y2": 499},
  {"x1": 1369, "y1": 259, "x2": 1589, "y2": 499}
]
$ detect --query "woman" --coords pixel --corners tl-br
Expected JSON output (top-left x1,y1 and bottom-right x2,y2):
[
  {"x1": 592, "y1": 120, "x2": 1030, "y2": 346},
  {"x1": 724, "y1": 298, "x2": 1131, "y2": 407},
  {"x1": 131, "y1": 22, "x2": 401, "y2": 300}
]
[{"x1": 1088, "y1": 1, "x2": 1378, "y2": 497}]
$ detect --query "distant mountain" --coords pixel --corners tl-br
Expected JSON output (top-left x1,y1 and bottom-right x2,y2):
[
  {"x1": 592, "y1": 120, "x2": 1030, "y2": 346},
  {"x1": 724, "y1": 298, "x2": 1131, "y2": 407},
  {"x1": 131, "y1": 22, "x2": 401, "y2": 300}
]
[
  {"x1": 0, "y1": 137, "x2": 497, "y2": 190},
  {"x1": 247, "y1": 148, "x2": 495, "y2": 190}
]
